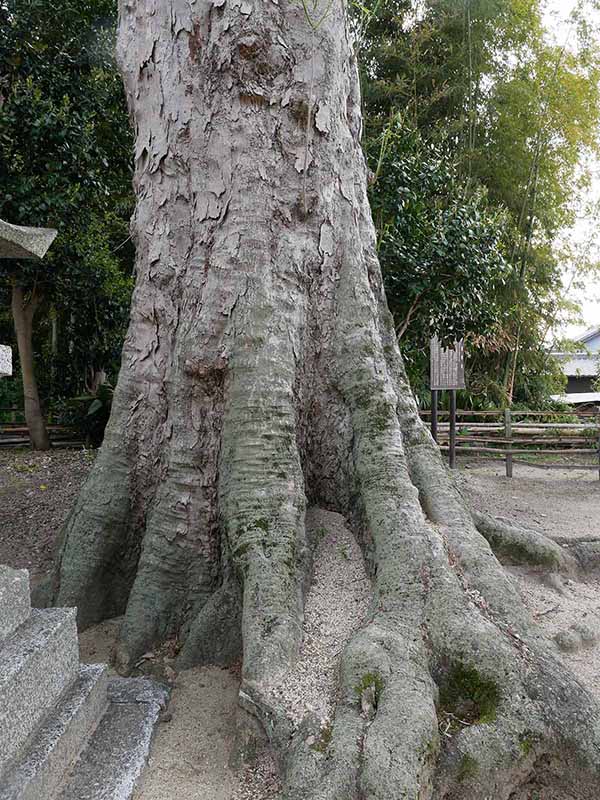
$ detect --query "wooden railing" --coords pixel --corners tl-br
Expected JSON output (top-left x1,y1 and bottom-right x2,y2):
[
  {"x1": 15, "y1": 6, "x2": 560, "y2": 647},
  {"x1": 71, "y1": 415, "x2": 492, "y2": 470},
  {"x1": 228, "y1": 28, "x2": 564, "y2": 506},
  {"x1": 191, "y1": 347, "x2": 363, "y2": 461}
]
[
  {"x1": 419, "y1": 409, "x2": 600, "y2": 479},
  {"x1": 0, "y1": 407, "x2": 82, "y2": 449}
]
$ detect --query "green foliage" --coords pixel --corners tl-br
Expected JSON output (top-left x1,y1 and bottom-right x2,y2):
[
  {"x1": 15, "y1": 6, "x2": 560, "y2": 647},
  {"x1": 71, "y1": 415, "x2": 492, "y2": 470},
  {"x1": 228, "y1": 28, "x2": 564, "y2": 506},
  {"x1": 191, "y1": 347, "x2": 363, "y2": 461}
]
[
  {"x1": 357, "y1": 0, "x2": 600, "y2": 406},
  {"x1": 51, "y1": 381, "x2": 113, "y2": 447},
  {"x1": 0, "y1": 0, "x2": 134, "y2": 434},
  {"x1": 310, "y1": 722, "x2": 333, "y2": 753},
  {"x1": 367, "y1": 117, "x2": 510, "y2": 347},
  {"x1": 457, "y1": 753, "x2": 479, "y2": 782},
  {"x1": 0, "y1": 344, "x2": 22, "y2": 419},
  {"x1": 519, "y1": 730, "x2": 542, "y2": 757}
]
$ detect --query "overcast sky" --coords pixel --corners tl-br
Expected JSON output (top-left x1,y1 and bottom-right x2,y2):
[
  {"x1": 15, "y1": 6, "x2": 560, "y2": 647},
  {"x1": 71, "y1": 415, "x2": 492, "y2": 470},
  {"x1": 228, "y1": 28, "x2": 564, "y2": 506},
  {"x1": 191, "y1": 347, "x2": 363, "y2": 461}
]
[{"x1": 543, "y1": 0, "x2": 600, "y2": 339}]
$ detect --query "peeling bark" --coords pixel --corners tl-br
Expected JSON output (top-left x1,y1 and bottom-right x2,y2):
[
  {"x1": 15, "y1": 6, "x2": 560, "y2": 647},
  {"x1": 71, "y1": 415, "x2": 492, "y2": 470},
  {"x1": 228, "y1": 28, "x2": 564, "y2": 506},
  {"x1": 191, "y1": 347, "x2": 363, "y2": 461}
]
[{"x1": 46, "y1": 2, "x2": 600, "y2": 797}]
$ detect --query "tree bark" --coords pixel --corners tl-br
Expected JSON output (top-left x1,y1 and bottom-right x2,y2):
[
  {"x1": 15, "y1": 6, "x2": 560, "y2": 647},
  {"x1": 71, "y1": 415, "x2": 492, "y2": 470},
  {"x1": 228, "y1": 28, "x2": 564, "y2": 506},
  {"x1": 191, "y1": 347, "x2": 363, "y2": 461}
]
[
  {"x1": 45, "y1": 1, "x2": 600, "y2": 797},
  {"x1": 11, "y1": 282, "x2": 50, "y2": 450}
]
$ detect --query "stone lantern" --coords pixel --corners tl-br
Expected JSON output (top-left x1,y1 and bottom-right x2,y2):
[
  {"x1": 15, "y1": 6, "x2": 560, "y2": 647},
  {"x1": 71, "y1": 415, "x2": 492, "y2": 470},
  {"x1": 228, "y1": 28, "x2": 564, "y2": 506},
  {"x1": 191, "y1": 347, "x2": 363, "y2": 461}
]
[{"x1": 0, "y1": 218, "x2": 57, "y2": 448}]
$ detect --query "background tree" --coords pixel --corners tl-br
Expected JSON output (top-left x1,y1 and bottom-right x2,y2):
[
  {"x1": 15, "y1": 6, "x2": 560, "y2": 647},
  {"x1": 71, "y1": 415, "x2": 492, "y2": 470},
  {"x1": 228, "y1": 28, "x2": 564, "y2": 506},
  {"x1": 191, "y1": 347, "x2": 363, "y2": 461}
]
[
  {"x1": 366, "y1": 117, "x2": 510, "y2": 402},
  {"x1": 45, "y1": 2, "x2": 600, "y2": 797},
  {"x1": 0, "y1": 0, "x2": 134, "y2": 442},
  {"x1": 358, "y1": 0, "x2": 600, "y2": 407}
]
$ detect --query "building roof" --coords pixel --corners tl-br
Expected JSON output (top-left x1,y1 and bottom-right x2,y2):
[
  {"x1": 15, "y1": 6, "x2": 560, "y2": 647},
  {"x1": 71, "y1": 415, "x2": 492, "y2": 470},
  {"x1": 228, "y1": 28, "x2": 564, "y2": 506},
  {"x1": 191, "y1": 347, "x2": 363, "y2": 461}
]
[
  {"x1": 551, "y1": 352, "x2": 598, "y2": 377},
  {"x1": 550, "y1": 391, "x2": 600, "y2": 405},
  {"x1": 578, "y1": 325, "x2": 600, "y2": 344}
]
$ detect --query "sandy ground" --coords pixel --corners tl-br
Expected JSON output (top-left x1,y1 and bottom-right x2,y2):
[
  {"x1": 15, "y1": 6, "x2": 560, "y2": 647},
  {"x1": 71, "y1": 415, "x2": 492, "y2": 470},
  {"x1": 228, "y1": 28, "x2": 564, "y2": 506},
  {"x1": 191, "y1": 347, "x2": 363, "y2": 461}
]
[
  {"x1": 3, "y1": 450, "x2": 600, "y2": 796},
  {"x1": 461, "y1": 462, "x2": 600, "y2": 699},
  {"x1": 272, "y1": 508, "x2": 371, "y2": 728},
  {"x1": 79, "y1": 621, "x2": 245, "y2": 798},
  {"x1": 458, "y1": 460, "x2": 599, "y2": 541}
]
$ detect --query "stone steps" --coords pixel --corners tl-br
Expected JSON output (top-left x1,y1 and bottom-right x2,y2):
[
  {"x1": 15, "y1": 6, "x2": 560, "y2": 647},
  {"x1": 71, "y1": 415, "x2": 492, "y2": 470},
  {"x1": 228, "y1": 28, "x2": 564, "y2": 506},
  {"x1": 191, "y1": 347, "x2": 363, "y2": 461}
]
[
  {"x1": 0, "y1": 566, "x2": 168, "y2": 799},
  {"x1": 0, "y1": 607, "x2": 79, "y2": 767},
  {"x1": 0, "y1": 566, "x2": 30, "y2": 641},
  {"x1": 0, "y1": 664, "x2": 108, "y2": 800},
  {"x1": 57, "y1": 678, "x2": 169, "y2": 800}
]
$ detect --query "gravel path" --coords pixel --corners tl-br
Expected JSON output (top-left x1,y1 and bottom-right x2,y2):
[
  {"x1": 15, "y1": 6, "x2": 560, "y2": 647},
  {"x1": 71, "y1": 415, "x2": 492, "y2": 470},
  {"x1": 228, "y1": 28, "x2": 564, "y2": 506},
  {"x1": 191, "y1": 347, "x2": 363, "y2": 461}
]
[
  {"x1": 133, "y1": 666, "x2": 241, "y2": 800},
  {"x1": 272, "y1": 508, "x2": 372, "y2": 728}
]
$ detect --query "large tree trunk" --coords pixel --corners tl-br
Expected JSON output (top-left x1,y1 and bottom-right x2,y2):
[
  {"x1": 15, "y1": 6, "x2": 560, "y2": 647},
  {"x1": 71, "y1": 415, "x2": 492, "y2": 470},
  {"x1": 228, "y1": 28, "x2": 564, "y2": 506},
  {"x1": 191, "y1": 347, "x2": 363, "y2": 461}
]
[
  {"x1": 46, "y1": 2, "x2": 600, "y2": 797},
  {"x1": 11, "y1": 283, "x2": 50, "y2": 450}
]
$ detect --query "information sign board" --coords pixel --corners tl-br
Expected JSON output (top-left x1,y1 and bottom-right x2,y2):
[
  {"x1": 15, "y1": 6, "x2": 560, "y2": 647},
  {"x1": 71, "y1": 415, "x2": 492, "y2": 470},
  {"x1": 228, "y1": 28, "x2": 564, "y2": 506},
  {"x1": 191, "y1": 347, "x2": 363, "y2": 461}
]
[{"x1": 430, "y1": 337, "x2": 465, "y2": 390}]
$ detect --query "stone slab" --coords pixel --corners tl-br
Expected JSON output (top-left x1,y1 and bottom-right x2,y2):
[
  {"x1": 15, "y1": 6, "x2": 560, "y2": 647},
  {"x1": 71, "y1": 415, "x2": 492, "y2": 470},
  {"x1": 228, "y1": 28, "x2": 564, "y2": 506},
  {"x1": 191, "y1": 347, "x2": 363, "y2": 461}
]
[
  {"x1": 0, "y1": 566, "x2": 31, "y2": 642},
  {"x1": 0, "y1": 608, "x2": 79, "y2": 768},
  {"x1": 0, "y1": 664, "x2": 109, "y2": 800},
  {"x1": 0, "y1": 346, "x2": 11, "y2": 378},
  {"x1": 0, "y1": 219, "x2": 57, "y2": 261},
  {"x1": 57, "y1": 678, "x2": 169, "y2": 800}
]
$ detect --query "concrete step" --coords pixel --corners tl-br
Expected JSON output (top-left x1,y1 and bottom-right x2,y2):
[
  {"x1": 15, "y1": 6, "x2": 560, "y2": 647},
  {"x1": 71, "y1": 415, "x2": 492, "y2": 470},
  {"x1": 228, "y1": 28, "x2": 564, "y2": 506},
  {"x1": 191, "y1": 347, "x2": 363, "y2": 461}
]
[
  {"x1": 0, "y1": 566, "x2": 30, "y2": 642},
  {"x1": 0, "y1": 664, "x2": 108, "y2": 800},
  {"x1": 57, "y1": 677, "x2": 169, "y2": 800},
  {"x1": 0, "y1": 608, "x2": 79, "y2": 768}
]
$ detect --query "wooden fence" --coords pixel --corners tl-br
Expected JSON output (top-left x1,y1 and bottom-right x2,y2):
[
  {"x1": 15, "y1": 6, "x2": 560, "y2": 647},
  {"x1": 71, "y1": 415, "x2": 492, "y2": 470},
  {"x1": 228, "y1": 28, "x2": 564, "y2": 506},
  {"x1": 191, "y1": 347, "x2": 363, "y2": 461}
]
[
  {"x1": 2, "y1": 403, "x2": 598, "y2": 473},
  {"x1": 419, "y1": 408, "x2": 600, "y2": 479},
  {"x1": 0, "y1": 408, "x2": 82, "y2": 449}
]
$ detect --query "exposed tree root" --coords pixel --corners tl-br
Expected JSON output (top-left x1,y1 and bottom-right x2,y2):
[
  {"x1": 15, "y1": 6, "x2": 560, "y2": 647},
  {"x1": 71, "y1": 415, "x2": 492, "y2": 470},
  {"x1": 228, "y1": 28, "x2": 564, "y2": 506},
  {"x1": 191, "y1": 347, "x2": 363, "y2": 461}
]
[
  {"x1": 471, "y1": 510, "x2": 600, "y2": 578},
  {"x1": 553, "y1": 537, "x2": 600, "y2": 573},
  {"x1": 472, "y1": 510, "x2": 577, "y2": 573},
  {"x1": 229, "y1": 219, "x2": 600, "y2": 799}
]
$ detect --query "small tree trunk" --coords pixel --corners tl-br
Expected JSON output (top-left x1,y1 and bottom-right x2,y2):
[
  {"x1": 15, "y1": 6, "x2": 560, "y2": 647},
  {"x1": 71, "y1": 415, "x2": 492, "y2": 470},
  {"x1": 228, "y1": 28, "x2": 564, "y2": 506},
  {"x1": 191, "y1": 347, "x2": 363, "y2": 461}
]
[
  {"x1": 44, "y1": 2, "x2": 600, "y2": 797},
  {"x1": 11, "y1": 283, "x2": 50, "y2": 451}
]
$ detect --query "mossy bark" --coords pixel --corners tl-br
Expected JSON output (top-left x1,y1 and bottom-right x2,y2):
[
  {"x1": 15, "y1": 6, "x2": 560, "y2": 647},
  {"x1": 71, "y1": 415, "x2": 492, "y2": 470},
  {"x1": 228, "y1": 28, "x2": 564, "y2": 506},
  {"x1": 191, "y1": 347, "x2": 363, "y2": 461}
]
[{"x1": 46, "y1": 2, "x2": 600, "y2": 797}]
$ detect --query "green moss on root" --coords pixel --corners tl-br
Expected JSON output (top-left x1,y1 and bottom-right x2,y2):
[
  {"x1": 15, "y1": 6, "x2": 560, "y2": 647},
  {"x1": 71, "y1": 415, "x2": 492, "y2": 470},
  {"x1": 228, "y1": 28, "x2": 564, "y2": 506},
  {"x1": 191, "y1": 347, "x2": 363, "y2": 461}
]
[
  {"x1": 355, "y1": 672, "x2": 384, "y2": 702},
  {"x1": 439, "y1": 663, "x2": 500, "y2": 725},
  {"x1": 310, "y1": 722, "x2": 333, "y2": 754},
  {"x1": 458, "y1": 753, "x2": 479, "y2": 782},
  {"x1": 519, "y1": 730, "x2": 542, "y2": 756},
  {"x1": 486, "y1": 532, "x2": 560, "y2": 570}
]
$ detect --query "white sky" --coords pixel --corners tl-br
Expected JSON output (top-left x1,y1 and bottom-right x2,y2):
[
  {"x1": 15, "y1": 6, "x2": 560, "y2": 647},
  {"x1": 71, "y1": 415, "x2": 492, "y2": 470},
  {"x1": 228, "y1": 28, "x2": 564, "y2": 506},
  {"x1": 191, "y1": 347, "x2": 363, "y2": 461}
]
[{"x1": 543, "y1": 0, "x2": 600, "y2": 340}]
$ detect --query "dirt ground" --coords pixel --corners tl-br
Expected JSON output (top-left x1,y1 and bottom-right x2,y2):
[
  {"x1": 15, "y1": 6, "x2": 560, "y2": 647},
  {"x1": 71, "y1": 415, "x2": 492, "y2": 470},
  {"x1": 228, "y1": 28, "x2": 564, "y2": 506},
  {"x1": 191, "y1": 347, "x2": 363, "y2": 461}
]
[
  {"x1": 0, "y1": 448, "x2": 95, "y2": 583},
  {"x1": 460, "y1": 461, "x2": 600, "y2": 700},
  {"x1": 3, "y1": 450, "x2": 600, "y2": 797},
  {"x1": 458, "y1": 460, "x2": 599, "y2": 541}
]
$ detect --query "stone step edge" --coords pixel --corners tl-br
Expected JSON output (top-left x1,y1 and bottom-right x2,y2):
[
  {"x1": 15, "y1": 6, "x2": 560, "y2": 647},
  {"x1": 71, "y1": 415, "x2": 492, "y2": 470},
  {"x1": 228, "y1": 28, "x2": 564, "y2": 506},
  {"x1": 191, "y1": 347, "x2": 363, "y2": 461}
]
[
  {"x1": 57, "y1": 677, "x2": 170, "y2": 800},
  {"x1": 0, "y1": 608, "x2": 77, "y2": 685},
  {"x1": 0, "y1": 663, "x2": 109, "y2": 800},
  {"x1": 0, "y1": 566, "x2": 30, "y2": 643},
  {"x1": 0, "y1": 608, "x2": 80, "y2": 768}
]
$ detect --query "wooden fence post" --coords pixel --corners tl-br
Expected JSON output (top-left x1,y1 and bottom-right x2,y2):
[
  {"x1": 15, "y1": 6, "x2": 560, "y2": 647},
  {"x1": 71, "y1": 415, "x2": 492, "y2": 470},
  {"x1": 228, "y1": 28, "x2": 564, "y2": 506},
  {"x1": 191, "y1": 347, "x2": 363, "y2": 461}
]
[{"x1": 504, "y1": 408, "x2": 513, "y2": 478}]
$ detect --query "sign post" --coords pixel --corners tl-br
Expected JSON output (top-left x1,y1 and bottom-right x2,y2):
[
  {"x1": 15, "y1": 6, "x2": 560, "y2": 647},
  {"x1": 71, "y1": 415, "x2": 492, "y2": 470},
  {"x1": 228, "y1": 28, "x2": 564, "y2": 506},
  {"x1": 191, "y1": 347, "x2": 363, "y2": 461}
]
[
  {"x1": 430, "y1": 388, "x2": 439, "y2": 443},
  {"x1": 430, "y1": 337, "x2": 465, "y2": 468}
]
